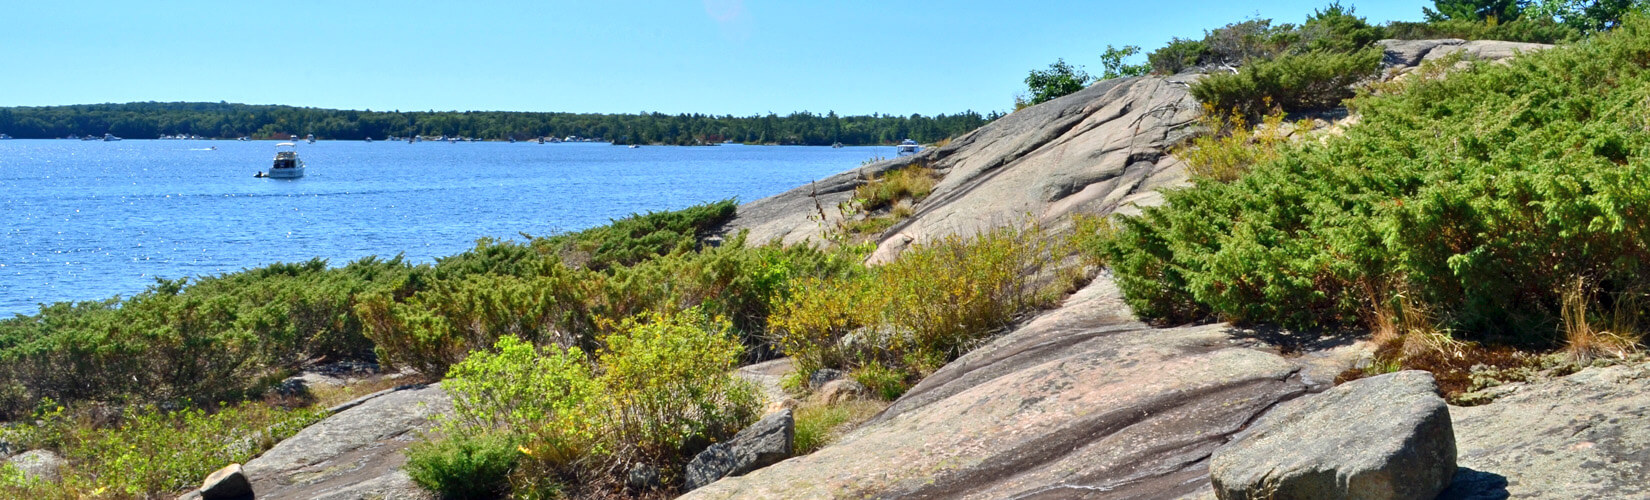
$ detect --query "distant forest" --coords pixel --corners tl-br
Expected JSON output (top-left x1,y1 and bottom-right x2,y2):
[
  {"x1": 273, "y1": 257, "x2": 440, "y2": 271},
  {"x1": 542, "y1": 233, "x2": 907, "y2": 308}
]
[{"x1": 0, "y1": 102, "x2": 1000, "y2": 145}]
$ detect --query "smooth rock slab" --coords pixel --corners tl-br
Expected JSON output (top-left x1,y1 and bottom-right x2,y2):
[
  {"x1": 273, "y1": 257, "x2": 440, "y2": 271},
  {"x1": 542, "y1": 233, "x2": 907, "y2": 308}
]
[
  {"x1": 1210, "y1": 370, "x2": 1456, "y2": 500},
  {"x1": 683, "y1": 408, "x2": 794, "y2": 491},
  {"x1": 1442, "y1": 362, "x2": 1650, "y2": 499},
  {"x1": 243, "y1": 384, "x2": 449, "y2": 500}
]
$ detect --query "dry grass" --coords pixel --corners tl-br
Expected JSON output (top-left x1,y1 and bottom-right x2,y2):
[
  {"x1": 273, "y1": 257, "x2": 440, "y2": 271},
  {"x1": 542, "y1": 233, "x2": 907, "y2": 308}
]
[
  {"x1": 1562, "y1": 278, "x2": 1645, "y2": 364},
  {"x1": 855, "y1": 166, "x2": 939, "y2": 212}
]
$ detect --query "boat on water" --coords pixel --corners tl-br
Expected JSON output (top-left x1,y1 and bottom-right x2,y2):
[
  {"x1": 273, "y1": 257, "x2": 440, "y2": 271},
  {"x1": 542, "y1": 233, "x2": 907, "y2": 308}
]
[
  {"x1": 0, "y1": 133, "x2": 11, "y2": 140},
  {"x1": 306, "y1": 134, "x2": 316, "y2": 144},
  {"x1": 259, "y1": 142, "x2": 305, "y2": 179},
  {"x1": 831, "y1": 142, "x2": 844, "y2": 148},
  {"x1": 365, "y1": 136, "x2": 373, "y2": 143},
  {"x1": 103, "y1": 133, "x2": 123, "y2": 142},
  {"x1": 896, "y1": 139, "x2": 920, "y2": 156}
]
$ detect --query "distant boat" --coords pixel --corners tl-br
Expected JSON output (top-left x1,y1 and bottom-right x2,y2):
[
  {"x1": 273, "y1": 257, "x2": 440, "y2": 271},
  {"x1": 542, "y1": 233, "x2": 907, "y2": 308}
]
[
  {"x1": 263, "y1": 142, "x2": 305, "y2": 179},
  {"x1": 831, "y1": 142, "x2": 843, "y2": 148},
  {"x1": 536, "y1": 137, "x2": 545, "y2": 144},
  {"x1": 103, "y1": 133, "x2": 123, "y2": 142},
  {"x1": 896, "y1": 139, "x2": 919, "y2": 156},
  {"x1": 365, "y1": 136, "x2": 373, "y2": 142},
  {"x1": 628, "y1": 144, "x2": 640, "y2": 149},
  {"x1": 306, "y1": 134, "x2": 316, "y2": 144},
  {"x1": 0, "y1": 133, "x2": 11, "y2": 140}
]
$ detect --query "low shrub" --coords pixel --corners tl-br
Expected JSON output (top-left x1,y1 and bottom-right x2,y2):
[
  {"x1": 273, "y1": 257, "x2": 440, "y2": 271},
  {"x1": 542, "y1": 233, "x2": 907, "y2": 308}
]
[
  {"x1": 772, "y1": 224, "x2": 1078, "y2": 380},
  {"x1": 405, "y1": 432, "x2": 520, "y2": 500},
  {"x1": 1177, "y1": 105, "x2": 1293, "y2": 182},
  {"x1": 851, "y1": 362, "x2": 910, "y2": 401},
  {"x1": 1, "y1": 400, "x2": 324, "y2": 498},
  {"x1": 1148, "y1": 38, "x2": 1210, "y2": 74},
  {"x1": 423, "y1": 308, "x2": 760, "y2": 496},
  {"x1": 1190, "y1": 48, "x2": 1382, "y2": 119}
]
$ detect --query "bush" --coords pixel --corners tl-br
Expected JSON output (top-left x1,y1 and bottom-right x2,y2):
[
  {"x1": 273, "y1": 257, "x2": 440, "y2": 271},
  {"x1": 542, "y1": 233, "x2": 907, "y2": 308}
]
[
  {"x1": 1177, "y1": 106, "x2": 1293, "y2": 182},
  {"x1": 1, "y1": 401, "x2": 324, "y2": 498},
  {"x1": 540, "y1": 199, "x2": 738, "y2": 271},
  {"x1": 1190, "y1": 48, "x2": 1382, "y2": 119},
  {"x1": 1149, "y1": 38, "x2": 1210, "y2": 74},
  {"x1": 427, "y1": 308, "x2": 760, "y2": 496},
  {"x1": 1102, "y1": 17, "x2": 1650, "y2": 343},
  {"x1": 855, "y1": 166, "x2": 938, "y2": 212},
  {"x1": 772, "y1": 224, "x2": 1078, "y2": 380},
  {"x1": 405, "y1": 433, "x2": 520, "y2": 500}
]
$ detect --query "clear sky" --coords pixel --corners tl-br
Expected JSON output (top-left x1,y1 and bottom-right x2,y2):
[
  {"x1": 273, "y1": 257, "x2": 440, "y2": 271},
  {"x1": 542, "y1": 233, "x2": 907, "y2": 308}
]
[{"x1": 0, "y1": 1, "x2": 1433, "y2": 116}]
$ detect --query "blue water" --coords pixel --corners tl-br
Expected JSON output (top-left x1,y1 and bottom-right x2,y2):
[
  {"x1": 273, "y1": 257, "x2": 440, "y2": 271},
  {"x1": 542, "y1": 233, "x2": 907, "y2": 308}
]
[{"x1": 0, "y1": 139, "x2": 882, "y2": 316}]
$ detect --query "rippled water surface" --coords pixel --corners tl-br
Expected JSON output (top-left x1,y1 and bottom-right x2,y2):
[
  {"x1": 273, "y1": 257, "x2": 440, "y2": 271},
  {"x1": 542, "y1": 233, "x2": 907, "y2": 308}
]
[{"x1": 0, "y1": 139, "x2": 881, "y2": 315}]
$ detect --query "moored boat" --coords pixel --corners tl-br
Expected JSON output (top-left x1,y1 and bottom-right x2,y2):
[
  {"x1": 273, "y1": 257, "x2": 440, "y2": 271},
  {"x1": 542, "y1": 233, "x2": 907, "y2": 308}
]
[
  {"x1": 896, "y1": 139, "x2": 919, "y2": 156},
  {"x1": 264, "y1": 142, "x2": 305, "y2": 179}
]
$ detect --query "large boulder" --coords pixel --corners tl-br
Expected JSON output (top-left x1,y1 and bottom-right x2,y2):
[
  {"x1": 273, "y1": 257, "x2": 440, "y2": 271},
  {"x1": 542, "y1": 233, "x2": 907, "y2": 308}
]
[
  {"x1": 1210, "y1": 371, "x2": 1456, "y2": 500},
  {"x1": 683, "y1": 408, "x2": 795, "y2": 491},
  {"x1": 1441, "y1": 361, "x2": 1650, "y2": 499},
  {"x1": 681, "y1": 277, "x2": 1369, "y2": 499},
  {"x1": 4, "y1": 449, "x2": 66, "y2": 483},
  {"x1": 199, "y1": 463, "x2": 253, "y2": 500},
  {"x1": 242, "y1": 384, "x2": 450, "y2": 500}
]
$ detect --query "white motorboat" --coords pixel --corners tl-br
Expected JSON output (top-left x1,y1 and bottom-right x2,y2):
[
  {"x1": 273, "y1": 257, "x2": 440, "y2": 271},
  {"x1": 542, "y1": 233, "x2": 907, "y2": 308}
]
[
  {"x1": 896, "y1": 139, "x2": 920, "y2": 156},
  {"x1": 264, "y1": 142, "x2": 305, "y2": 179},
  {"x1": 306, "y1": 134, "x2": 316, "y2": 144},
  {"x1": 103, "y1": 133, "x2": 123, "y2": 142}
]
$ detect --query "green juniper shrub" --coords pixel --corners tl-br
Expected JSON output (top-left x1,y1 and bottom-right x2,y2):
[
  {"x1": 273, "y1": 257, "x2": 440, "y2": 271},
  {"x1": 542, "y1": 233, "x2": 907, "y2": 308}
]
[
  {"x1": 542, "y1": 199, "x2": 738, "y2": 271},
  {"x1": 405, "y1": 432, "x2": 520, "y2": 500},
  {"x1": 1101, "y1": 16, "x2": 1650, "y2": 345},
  {"x1": 1190, "y1": 47, "x2": 1383, "y2": 120},
  {"x1": 1148, "y1": 37, "x2": 1210, "y2": 74}
]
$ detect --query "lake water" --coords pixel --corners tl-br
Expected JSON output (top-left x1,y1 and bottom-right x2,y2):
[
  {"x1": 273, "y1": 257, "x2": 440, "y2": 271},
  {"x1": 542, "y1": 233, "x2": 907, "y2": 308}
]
[{"x1": 0, "y1": 139, "x2": 883, "y2": 316}]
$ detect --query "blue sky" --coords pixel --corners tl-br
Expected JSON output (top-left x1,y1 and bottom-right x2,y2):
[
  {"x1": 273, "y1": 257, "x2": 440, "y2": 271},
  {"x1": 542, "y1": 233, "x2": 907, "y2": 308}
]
[{"x1": 0, "y1": 1, "x2": 1432, "y2": 115}]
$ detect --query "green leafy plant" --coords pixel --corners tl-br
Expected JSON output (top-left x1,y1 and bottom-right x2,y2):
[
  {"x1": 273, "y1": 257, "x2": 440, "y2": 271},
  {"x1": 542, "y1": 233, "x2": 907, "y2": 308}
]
[{"x1": 405, "y1": 432, "x2": 520, "y2": 500}]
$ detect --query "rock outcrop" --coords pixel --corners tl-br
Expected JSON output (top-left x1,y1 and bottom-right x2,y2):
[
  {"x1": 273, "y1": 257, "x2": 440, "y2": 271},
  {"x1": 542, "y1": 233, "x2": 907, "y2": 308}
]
[
  {"x1": 719, "y1": 74, "x2": 1202, "y2": 262},
  {"x1": 682, "y1": 277, "x2": 1368, "y2": 499},
  {"x1": 683, "y1": 408, "x2": 795, "y2": 492},
  {"x1": 1210, "y1": 371, "x2": 1456, "y2": 500},
  {"x1": 1379, "y1": 39, "x2": 1552, "y2": 70},
  {"x1": 1441, "y1": 361, "x2": 1650, "y2": 499},
  {"x1": 242, "y1": 384, "x2": 450, "y2": 500}
]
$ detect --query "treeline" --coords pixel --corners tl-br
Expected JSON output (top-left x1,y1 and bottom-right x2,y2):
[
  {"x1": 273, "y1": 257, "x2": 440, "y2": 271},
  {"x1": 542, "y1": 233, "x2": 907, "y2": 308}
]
[{"x1": 0, "y1": 102, "x2": 999, "y2": 145}]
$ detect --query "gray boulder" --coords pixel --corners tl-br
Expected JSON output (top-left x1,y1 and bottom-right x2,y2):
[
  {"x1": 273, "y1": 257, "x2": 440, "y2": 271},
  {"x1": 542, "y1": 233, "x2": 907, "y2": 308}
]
[
  {"x1": 683, "y1": 409, "x2": 794, "y2": 491},
  {"x1": 626, "y1": 463, "x2": 660, "y2": 492},
  {"x1": 5, "y1": 449, "x2": 66, "y2": 483},
  {"x1": 807, "y1": 369, "x2": 845, "y2": 390},
  {"x1": 1210, "y1": 370, "x2": 1456, "y2": 500},
  {"x1": 199, "y1": 463, "x2": 253, "y2": 500}
]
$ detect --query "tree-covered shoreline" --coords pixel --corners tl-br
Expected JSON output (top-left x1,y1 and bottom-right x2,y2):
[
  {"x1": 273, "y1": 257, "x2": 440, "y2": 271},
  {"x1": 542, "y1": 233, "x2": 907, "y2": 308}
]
[{"x1": 0, "y1": 102, "x2": 998, "y2": 146}]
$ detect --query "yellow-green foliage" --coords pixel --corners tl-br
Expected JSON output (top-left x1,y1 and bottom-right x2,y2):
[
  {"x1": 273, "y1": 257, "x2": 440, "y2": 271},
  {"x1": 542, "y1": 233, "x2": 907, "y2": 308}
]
[
  {"x1": 417, "y1": 308, "x2": 760, "y2": 496},
  {"x1": 1, "y1": 401, "x2": 324, "y2": 499},
  {"x1": 773, "y1": 224, "x2": 1076, "y2": 380},
  {"x1": 1179, "y1": 105, "x2": 1293, "y2": 182}
]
